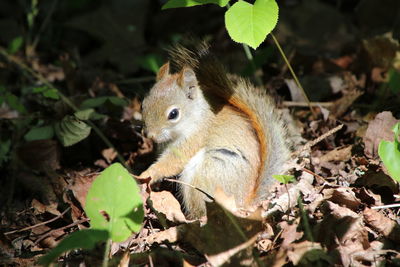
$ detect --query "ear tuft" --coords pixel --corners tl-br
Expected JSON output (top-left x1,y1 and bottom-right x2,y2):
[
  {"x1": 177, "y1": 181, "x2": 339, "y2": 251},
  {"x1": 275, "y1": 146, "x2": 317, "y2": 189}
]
[{"x1": 156, "y1": 62, "x2": 170, "y2": 81}]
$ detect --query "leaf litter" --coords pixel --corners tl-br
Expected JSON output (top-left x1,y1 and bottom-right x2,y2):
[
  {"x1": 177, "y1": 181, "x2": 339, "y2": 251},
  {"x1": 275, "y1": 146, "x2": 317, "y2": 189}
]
[{"x1": 1, "y1": 4, "x2": 400, "y2": 266}]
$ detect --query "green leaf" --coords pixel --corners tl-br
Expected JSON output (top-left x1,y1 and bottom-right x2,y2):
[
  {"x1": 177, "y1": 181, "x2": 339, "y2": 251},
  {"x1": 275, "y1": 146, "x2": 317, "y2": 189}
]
[
  {"x1": 5, "y1": 93, "x2": 26, "y2": 113},
  {"x1": 80, "y1": 96, "x2": 128, "y2": 109},
  {"x1": 24, "y1": 125, "x2": 54, "y2": 141},
  {"x1": 38, "y1": 229, "x2": 109, "y2": 266},
  {"x1": 108, "y1": 96, "x2": 129, "y2": 107},
  {"x1": 32, "y1": 86, "x2": 60, "y2": 100},
  {"x1": 85, "y1": 163, "x2": 144, "y2": 242},
  {"x1": 378, "y1": 122, "x2": 400, "y2": 181},
  {"x1": 55, "y1": 115, "x2": 91, "y2": 147},
  {"x1": 8, "y1": 36, "x2": 24, "y2": 54},
  {"x1": 272, "y1": 174, "x2": 295, "y2": 184},
  {"x1": 388, "y1": 68, "x2": 400, "y2": 94},
  {"x1": 74, "y1": 108, "x2": 95, "y2": 120},
  {"x1": 137, "y1": 54, "x2": 164, "y2": 73},
  {"x1": 0, "y1": 139, "x2": 11, "y2": 167},
  {"x1": 225, "y1": 0, "x2": 279, "y2": 49},
  {"x1": 162, "y1": 0, "x2": 229, "y2": 9}
]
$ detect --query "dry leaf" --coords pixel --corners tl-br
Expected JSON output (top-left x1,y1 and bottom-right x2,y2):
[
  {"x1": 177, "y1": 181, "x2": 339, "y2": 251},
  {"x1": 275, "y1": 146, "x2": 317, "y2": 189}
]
[
  {"x1": 363, "y1": 111, "x2": 399, "y2": 158},
  {"x1": 150, "y1": 191, "x2": 187, "y2": 223},
  {"x1": 320, "y1": 145, "x2": 352, "y2": 163},
  {"x1": 322, "y1": 187, "x2": 362, "y2": 210},
  {"x1": 363, "y1": 208, "x2": 400, "y2": 243}
]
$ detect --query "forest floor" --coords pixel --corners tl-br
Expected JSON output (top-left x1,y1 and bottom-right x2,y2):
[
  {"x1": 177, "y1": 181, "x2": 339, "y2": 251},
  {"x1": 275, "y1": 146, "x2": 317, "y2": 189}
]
[{"x1": 1, "y1": 0, "x2": 400, "y2": 266}]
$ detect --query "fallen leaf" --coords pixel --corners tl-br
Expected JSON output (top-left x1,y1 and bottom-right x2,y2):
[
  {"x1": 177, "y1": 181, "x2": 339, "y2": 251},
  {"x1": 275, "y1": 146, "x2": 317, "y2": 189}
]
[
  {"x1": 322, "y1": 187, "x2": 362, "y2": 210},
  {"x1": 150, "y1": 191, "x2": 187, "y2": 223},
  {"x1": 363, "y1": 207, "x2": 400, "y2": 243},
  {"x1": 363, "y1": 111, "x2": 399, "y2": 158},
  {"x1": 320, "y1": 145, "x2": 352, "y2": 163}
]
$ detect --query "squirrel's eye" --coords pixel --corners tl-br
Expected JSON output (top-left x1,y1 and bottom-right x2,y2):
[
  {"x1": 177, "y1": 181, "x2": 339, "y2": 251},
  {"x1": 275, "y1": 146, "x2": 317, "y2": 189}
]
[{"x1": 168, "y1": 108, "x2": 179, "y2": 121}]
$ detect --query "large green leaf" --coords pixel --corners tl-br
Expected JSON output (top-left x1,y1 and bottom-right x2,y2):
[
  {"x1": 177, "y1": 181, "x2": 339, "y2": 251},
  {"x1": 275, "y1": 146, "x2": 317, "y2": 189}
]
[
  {"x1": 85, "y1": 163, "x2": 144, "y2": 242},
  {"x1": 378, "y1": 122, "x2": 400, "y2": 181},
  {"x1": 225, "y1": 0, "x2": 279, "y2": 49},
  {"x1": 162, "y1": 0, "x2": 230, "y2": 9},
  {"x1": 38, "y1": 229, "x2": 109, "y2": 266}
]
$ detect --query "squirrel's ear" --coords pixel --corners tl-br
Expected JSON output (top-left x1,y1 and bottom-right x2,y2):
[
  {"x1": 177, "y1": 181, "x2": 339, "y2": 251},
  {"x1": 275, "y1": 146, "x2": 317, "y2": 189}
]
[
  {"x1": 178, "y1": 68, "x2": 198, "y2": 100},
  {"x1": 156, "y1": 62, "x2": 170, "y2": 81},
  {"x1": 178, "y1": 67, "x2": 197, "y2": 87}
]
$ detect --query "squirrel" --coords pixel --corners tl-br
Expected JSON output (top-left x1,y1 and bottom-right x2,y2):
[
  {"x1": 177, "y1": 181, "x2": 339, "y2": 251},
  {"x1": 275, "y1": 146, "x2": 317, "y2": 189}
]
[{"x1": 138, "y1": 43, "x2": 289, "y2": 219}]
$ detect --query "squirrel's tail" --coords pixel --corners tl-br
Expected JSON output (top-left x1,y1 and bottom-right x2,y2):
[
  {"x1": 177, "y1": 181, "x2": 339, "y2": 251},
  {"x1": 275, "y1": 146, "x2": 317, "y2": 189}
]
[
  {"x1": 168, "y1": 42, "x2": 290, "y2": 201},
  {"x1": 228, "y1": 79, "x2": 290, "y2": 201}
]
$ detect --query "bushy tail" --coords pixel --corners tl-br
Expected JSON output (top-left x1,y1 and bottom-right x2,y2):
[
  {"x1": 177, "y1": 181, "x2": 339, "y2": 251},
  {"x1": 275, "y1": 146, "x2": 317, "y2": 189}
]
[{"x1": 168, "y1": 42, "x2": 290, "y2": 200}]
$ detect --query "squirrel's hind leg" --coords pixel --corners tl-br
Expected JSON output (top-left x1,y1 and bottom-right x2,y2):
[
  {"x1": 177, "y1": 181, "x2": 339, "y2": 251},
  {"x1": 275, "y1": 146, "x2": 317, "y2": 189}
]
[{"x1": 179, "y1": 147, "x2": 253, "y2": 219}]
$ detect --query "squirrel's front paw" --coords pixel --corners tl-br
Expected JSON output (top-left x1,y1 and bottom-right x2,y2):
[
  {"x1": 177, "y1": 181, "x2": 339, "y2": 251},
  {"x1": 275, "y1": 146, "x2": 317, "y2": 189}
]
[{"x1": 137, "y1": 168, "x2": 160, "y2": 184}]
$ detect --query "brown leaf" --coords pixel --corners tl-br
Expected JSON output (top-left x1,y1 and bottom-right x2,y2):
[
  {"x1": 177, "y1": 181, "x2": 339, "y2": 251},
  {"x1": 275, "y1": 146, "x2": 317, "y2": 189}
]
[
  {"x1": 150, "y1": 191, "x2": 187, "y2": 223},
  {"x1": 363, "y1": 207, "x2": 400, "y2": 243},
  {"x1": 322, "y1": 187, "x2": 362, "y2": 210},
  {"x1": 363, "y1": 111, "x2": 399, "y2": 158},
  {"x1": 317, "y1": 201, "x2": 369, "y2": 267},
  {"x1": 329, "y1": 89, "x2": 363, "y2": 118},
  {"x1": 68, "y1": 171, "x2": 98, "y2": 209},
  {"x1": 279, "y1": 219, "x2": 303, "y2": 249},
  {"x1": 320, "y1": 145, "x2": 352, "y2": 163}
]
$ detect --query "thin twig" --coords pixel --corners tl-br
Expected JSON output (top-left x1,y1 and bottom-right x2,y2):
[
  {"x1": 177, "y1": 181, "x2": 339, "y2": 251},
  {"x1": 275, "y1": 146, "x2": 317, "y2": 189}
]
[
  {"x1": 164, "y1": 178, "x2": 214, "y2": 201},
  {"x1": 4, "y1": 207, "x2": 71, "y2": 235},
  {"x1": 301, "y1": 167, "x2": 329, "y2": 184},
  {"x1": 34, "y1": 218, "x2": 89, "y2": 244},
  {"x1": 292, "y1": 124, "x2": 344, "y2": 157},
  {"x1": 270, "y1": 33, "x2": 316, "y2": 117},
  {"x1": 31, "y1": 0, "x2": 59, "y2": 50},
  {"x1": 371, "y1": 204, "x2": 400, "y2": 210},
  {"x1": 282, "y1": 101, "x2": 333, "y2": 108}
]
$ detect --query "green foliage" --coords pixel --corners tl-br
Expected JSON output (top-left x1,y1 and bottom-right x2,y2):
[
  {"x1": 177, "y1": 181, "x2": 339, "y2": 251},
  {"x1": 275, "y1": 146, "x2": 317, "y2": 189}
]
[
  {"x1": 55, "y1": 111, "x2": 92, "y2": 147},
  {"x1": 39, "y1": 163, "x2": 144, "y2": 265},
  {"x1": 161, "y1": 0, "x2": 279, "y2": 49},
  {"x1": 225, "y1": 0, "x2": 279, "y2": 49},
  {"x1": 85, "y1": 163, "x2": 144, "y2": 242},
  {"x1": 80, "y1": 96, "x2": 128, "y2": 109},
  {"x1": 137, "y1": 53, "x2": 164, "y2": 73},
  {"x1": 32, "y1": 86, "x2": 60, "y2": 100},
  {"x1": 4, "y1": 92, "x2": 26, "y2": 113},
  {"x1": 388, "y1": 68, "x2": 400, "y2": 93},
  {"x1": 378, "y1": 122, "x2": 400, "y2": 181},
  {"x1": 162, "y1": 0, "x2": 229, "y2": 9},
  {"x1": 24, "y1": 125, "x2": 54, "y2": 141},
  {"x1": 0, "y1": 139, "x2": 11, "y2": 167},
  {"x1": 272, "y1": 174, "x2": 295, "y2": 184},
  {"x1": 38, "y1": 229, "x2": 109, "y2": 266},
  {"x1": 8, "y1": 36, "x2": 24, "y2": 54}
]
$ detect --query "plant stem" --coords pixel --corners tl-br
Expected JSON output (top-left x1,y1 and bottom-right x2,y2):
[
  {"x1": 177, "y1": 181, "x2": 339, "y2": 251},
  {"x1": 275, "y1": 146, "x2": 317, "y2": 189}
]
[
  {"x1": 0, "y1": 47, "x2": 130, "y2": 172},
  {"x1": 270, "y1": 33, "x2": 316, "y2": 116},
  {"x1": 102, "y1": 239, "x2": 111, "y2": 267},
  {"x1": 298, "y1": 195, "x2": 314, "y2": 242}
]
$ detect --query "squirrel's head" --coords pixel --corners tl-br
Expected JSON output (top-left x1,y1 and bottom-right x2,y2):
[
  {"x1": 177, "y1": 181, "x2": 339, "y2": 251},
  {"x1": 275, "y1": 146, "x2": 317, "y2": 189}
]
[{"x1": 142, "y1": 62, "x2": 208, "y2": 143}]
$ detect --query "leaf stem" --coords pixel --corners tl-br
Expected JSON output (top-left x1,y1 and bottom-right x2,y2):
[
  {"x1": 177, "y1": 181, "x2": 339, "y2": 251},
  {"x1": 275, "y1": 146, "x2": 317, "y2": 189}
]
[
  {"x1": 102, "y1": 239, "x2": 111, "y2": 267},
  {"x1": 270, "y1": 33, "x2": 316, "y2": 116}
]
